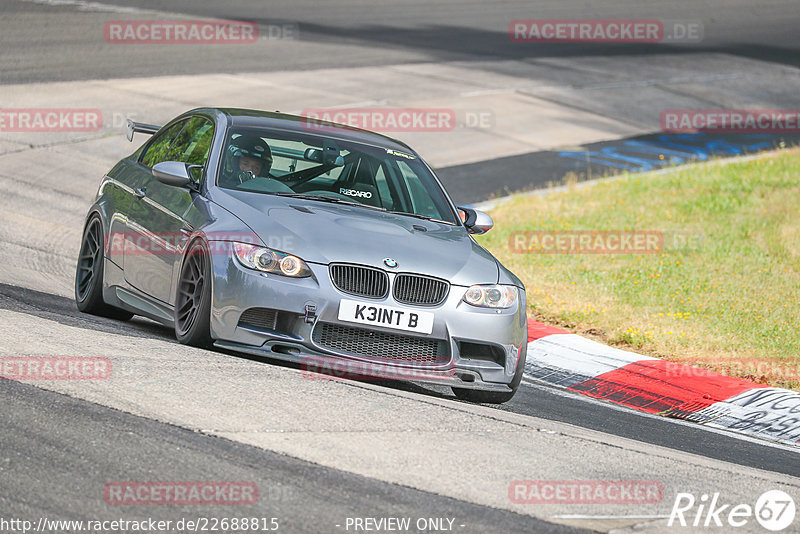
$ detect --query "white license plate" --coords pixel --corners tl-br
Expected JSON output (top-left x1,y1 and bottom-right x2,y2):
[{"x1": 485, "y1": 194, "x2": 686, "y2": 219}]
[{"x1": 337, "y1": 299, "x2": 434, "y2": 335}]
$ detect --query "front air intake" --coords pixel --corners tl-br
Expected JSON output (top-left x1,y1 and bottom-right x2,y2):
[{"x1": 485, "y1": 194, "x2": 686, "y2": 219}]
[{"x1": 237, "y1": 308, "x2": 279, "y2": 331}]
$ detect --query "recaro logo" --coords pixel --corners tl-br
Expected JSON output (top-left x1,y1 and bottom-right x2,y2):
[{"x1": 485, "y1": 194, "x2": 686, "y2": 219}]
[{"x1": 339, "y1": 188, "x2": 372, "y2": 199}]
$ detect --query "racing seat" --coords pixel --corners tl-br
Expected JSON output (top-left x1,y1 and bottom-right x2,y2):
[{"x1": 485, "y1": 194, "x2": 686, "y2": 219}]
[{"x1": 337, "y1": 160, "x2": 383, "y2": 208}]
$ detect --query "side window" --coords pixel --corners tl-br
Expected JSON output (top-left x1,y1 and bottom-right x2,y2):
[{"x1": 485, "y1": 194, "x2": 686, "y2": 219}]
[
  {"x1": 140, "y1": 121, "x2": 186, "y2": 168},
  {"x1": 397, "y1": 161, "x2": 438, "y2": 218},
  {"x1": 166, "y1": 117, "x2": 214, "y2": 181},
  {"x1": 168, "y1": 117, "x2": 214, "y2": 165}
]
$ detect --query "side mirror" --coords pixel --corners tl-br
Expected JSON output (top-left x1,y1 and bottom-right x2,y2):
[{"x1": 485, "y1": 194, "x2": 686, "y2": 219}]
[
  {"x1": 458, "y1": 206, "x2": 494, "y2": 235},
  {"x1": 152, "y1": 161, "x2": 199, "y2": 189}
]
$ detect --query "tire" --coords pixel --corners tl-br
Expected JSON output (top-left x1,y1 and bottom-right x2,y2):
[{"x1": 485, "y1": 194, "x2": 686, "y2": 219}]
[
  {"x1": 452, "y1": 344, "x2": 526, "y2": 404},
  {"x1": 74, "y1": 215, "x2": 134, "y2": 321},
  {"x1": 174, "y1": 239, "x2": 214, "y2": 348}
]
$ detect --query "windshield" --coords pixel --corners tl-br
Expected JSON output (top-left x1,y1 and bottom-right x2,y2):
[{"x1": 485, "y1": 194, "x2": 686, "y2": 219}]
[{"x1": 217, "y1": 127, "x2": 458, "y2": 224}]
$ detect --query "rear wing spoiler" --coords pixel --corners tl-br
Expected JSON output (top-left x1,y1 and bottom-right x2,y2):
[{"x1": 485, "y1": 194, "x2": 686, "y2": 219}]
[{"x1": 125, "y1": 119, "x2": 161, "y2": 142}]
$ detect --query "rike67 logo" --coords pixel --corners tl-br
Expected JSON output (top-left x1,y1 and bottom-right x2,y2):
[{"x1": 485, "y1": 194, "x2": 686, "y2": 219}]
[{"x1": 669, "y1": 490, "x2": 795, "y2": 531}]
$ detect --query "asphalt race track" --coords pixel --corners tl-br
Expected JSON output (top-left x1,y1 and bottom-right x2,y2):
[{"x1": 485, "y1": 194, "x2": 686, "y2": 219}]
[
  {"x1": 1, "y1": 377, "x2": 575, "y2": 534},
  {"x1": 3, "y1": 0, "x2": 800, "y2": 83},
  {"x1": 1, "y1": 1, "x2": 799, "y2": 533}
]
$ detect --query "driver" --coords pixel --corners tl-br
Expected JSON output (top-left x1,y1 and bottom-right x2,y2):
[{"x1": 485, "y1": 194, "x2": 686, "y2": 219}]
[{"x1": 225, "y1": 135, "x2": 273, "y2": 184}]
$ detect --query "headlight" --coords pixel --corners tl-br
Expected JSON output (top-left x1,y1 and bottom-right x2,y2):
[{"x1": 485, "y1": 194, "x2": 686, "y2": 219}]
[
  {"x1": 232, "y1": 242, "x2": 311, "y2": 278},
  {"x1": 463, "y1": 284, "x2": 517, "y2": 308}
]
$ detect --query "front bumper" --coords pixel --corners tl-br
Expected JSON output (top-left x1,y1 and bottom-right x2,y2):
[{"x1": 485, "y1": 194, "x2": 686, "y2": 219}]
[{"x1": 208, "y1": 243, "x2": 527, "y2": 391}]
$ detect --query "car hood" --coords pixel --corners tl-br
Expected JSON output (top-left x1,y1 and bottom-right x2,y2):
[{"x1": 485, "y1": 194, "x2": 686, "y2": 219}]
[{"x1": 211, "y1": 190, "x2": 500, "y2": 286}]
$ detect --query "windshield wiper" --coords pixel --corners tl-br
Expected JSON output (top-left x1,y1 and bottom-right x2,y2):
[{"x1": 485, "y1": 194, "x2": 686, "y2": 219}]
[
  {"x1": 387, "y1": 211, "x2": 447, "y2": 223},
  {"x1": 272, "y1": 192, "x2": 387, "y2": 211}
]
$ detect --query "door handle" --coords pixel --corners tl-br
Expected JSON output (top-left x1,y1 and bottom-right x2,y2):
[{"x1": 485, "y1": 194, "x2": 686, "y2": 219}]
[{"x1": 134, "y1": 186, "x2": 147, "y2": 199}]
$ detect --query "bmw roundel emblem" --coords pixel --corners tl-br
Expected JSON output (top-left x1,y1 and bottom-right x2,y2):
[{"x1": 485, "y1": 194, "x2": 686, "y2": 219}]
[{"x1": 383, "y1": 257, "x2": 398, "y2": 268}]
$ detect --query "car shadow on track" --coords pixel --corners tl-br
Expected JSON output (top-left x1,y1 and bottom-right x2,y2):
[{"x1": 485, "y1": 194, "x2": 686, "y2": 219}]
[
  {"x1": 212, "y1": 342, "x2": 461, "y2": 402},
  {"x1": 0, "y1": 282, "x2": 481, "y2": 405},
  {"x1": 0, "y1": 282, "x2": 175, "y2": 342}
]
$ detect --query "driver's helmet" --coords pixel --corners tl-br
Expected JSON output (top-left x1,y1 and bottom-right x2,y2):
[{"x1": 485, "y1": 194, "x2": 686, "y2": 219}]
[{"x1": 225, "y1": 134, "x2": 273, "y2": 181}]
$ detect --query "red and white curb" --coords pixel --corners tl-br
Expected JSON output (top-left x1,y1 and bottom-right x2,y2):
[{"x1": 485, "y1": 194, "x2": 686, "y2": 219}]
[{"x1": 525, "y1": 320, "x2": 800, "y2": 447}]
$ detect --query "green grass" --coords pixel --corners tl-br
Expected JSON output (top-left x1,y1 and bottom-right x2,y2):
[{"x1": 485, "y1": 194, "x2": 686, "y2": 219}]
[{"x1": 476, "y1": 149, "x2": 800, "y2": 390}]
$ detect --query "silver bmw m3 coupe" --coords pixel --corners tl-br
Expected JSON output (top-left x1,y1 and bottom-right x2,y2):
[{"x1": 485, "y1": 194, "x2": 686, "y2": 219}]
[{"x1": 75, "y1": 108, "x2": 527, "y2": 403}]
